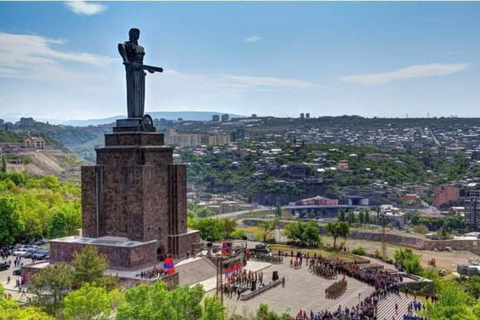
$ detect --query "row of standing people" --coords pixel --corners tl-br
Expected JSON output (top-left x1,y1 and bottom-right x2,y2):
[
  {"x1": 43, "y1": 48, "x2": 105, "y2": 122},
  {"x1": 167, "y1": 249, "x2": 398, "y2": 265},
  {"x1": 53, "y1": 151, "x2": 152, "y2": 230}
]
[{"x1": 293, "y1": 257, "x2": 403, "y2": 320}]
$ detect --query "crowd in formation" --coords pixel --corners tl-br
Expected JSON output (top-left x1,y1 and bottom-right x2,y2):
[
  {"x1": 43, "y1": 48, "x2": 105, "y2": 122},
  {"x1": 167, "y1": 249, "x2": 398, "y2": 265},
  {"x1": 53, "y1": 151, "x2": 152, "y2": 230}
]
[
  {"x1": 325, "y1": 277, "x2": 347, "y2": 299},
  {"x1": 290, "y1": 256, "x2": 404, "y2": 320},
  {"x1": 222, "y1": 269, "x2": 265, "y2": 299},
  {"x1": 310, "y1": 259, "x2": 338, "y2": 280},
  {"x1": 254, "y1": 253, "x2": 283, "y2": 264}
]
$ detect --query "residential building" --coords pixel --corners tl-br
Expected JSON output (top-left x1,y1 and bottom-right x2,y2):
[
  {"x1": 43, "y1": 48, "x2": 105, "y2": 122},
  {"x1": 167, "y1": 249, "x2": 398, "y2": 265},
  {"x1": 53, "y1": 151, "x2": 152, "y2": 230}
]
[
  {"x1": 164, "y1": 128, "x2": 202, "y2": 147},
  {"x1": 465, "y1": 190, "x2": 480, "y2": 230},
  {"x1": 405, "y1": 193, "x2": 419, "y2": 202},
  {"x1": 208, "y1": 134, "x2": 230, "y2": 146},
  {"x1": 24, "y1": 136, "x2": 45, "y2": 149},
  {"x1": 296, "y1": 195, "x2": 338, "y2": 206},
  {"x1": 433, "y1": 185, "x2": 459, "y2": 207},
  {"x1": 337, "y1": 160, "x2": 349, "y2": 170}
]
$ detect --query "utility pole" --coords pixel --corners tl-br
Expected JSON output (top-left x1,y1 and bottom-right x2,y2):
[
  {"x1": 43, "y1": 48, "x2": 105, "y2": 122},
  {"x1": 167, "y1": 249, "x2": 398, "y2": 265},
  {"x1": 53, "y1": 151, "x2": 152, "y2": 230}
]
[{"x1": 216, "y1": 257, "x2": 224, "y2": 305}]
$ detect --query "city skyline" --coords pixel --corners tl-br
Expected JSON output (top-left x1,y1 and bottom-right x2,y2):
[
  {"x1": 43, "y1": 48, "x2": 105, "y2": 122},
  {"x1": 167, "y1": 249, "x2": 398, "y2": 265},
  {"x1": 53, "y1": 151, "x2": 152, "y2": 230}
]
[{"x1": 1, "y1": 1, "x2": 480, "y2": 120}]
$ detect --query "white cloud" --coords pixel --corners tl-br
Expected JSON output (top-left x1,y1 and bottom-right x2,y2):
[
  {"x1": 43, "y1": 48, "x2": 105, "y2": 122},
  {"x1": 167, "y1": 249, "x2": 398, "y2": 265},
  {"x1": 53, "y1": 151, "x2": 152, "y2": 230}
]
[
  {"x1": 0, "y1": 32, "x2": 322, "y2": 119},
  {"x1": 0, "y1": 32, "x2": 115, "y2": 78},
  {"x1": 340, "y1": 63, "x2": 468, "y2": 85},
  {"x1": 64, "y1": 1, "x2": 107, "y2": 16},
  {"x1": 244, "y1": 36, "x2": 262, "y2": 43},
  {"x1": 223, "y1": 75, "x2": 319, "y2": 89}
]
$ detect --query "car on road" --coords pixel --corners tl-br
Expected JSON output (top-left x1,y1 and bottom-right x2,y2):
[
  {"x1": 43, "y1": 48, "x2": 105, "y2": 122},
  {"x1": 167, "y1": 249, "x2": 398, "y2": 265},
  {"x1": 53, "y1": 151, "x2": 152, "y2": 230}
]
[
  {"x1": 0, "y1": 262, "x2": 10, "y2": 271},
  {"x1": 12, "y1": 269, "x2": 21, "y2": 276}
]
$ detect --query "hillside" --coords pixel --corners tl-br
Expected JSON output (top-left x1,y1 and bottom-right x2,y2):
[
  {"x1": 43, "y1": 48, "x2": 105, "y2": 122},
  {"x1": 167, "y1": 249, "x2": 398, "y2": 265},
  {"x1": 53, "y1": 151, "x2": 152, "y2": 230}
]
[{"x1": 6, "y1": 151, "x2": 85, "y2": 179}]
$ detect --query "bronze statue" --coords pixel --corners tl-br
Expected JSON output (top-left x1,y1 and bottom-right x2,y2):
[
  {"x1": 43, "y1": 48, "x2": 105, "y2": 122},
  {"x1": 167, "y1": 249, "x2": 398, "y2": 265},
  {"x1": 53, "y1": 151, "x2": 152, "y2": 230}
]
[{"x1": 118, "y1": 28, "x2": 163, "y2": 119}]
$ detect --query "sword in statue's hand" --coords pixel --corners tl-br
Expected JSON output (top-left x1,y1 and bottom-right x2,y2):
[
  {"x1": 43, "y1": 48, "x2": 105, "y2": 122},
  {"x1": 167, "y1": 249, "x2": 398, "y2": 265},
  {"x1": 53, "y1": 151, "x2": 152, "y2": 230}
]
[{"x1": 124, "y1": 62, "x2": 163, "y2": 74}]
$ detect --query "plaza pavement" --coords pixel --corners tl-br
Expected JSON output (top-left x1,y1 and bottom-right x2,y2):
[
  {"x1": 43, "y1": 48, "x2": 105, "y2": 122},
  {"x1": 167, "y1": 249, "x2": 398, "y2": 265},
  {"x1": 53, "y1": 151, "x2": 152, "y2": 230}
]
[
  {"x1": 0, "y1": 258, "x2": 35, "y2": 300},
  {"x1": 208, "y1": 256, "x2": 376, "y2": 317}
]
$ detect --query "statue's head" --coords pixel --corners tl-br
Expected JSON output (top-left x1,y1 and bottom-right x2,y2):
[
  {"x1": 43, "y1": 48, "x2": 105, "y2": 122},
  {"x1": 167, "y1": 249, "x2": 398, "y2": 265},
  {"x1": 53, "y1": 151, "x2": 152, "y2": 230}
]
[{"x1": 129, "y1": 28, "x2": 140, "y2": 41}]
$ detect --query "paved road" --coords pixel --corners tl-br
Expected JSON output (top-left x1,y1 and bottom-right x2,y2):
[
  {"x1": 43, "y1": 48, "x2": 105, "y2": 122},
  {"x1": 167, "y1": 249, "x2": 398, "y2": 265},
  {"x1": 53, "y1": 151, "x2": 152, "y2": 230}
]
[
  {"x1": 427, "y1": 127, "x2": 441, "y2": 146},
  {"x1": 214, "y1": 206, "x2": 273, "y2": 219},
  {"x1": 0, "y1": 257, "x2": 36, "y2": 300}
]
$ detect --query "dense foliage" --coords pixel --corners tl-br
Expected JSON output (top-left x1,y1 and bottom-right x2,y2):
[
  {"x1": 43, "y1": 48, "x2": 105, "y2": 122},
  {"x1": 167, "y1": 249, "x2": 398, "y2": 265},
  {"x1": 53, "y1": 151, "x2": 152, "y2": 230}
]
[
  {"x1": 394, "y1": 248, "x2": 423, "y2": 275},
  {"x1": 325, "y1": 221, "x2": 350, "y2": 249},
  {"x1": 0, "y1": 172, "x2": 81, "y2": 245},
  {"x1": 282, "y1": 221, "x2": 322, "y2": 247}
]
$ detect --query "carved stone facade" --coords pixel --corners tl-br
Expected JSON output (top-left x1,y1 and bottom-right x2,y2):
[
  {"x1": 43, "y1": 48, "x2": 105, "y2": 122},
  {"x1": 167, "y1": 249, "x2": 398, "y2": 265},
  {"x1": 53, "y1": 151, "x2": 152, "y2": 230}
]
[{"x1": 50, "y1": 130, "x2": 200, "y2": 271}]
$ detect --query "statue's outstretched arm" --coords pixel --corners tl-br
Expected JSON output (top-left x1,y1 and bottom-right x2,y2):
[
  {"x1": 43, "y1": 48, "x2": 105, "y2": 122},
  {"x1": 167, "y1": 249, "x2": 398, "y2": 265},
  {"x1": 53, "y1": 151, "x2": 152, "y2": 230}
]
[{"x1": 118, "y1": 43, "x2": 129, "y2": 64}]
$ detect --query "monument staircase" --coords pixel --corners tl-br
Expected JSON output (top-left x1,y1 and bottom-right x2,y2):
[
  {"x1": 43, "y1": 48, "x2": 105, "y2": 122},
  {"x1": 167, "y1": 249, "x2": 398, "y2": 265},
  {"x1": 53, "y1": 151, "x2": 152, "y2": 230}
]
[
  {"x1": 376, "y1": 293, "x2": 418, "y2": 320},
  {"x1": 176, "y1": 257, "x2": 217, "y2": 286}
]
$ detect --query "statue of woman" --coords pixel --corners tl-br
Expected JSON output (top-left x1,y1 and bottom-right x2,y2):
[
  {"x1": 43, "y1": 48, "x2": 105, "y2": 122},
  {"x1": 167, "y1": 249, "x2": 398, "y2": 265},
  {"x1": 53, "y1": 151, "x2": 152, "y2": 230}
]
[{"x1": 118, "y1": 28, "x2": 146, "y2": 119}]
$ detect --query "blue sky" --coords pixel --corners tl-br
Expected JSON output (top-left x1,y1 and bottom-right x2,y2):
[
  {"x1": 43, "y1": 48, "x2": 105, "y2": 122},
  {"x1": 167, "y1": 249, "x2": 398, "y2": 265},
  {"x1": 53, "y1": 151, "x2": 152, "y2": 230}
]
[{"x1": 0, "y1": 1, "x2": 479, "y2": 121}]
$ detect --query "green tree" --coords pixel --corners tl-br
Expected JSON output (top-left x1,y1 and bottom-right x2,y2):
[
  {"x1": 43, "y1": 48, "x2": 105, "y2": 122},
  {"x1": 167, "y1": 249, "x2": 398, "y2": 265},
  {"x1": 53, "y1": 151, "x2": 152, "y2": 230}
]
[
  {"x1": 196, "y1": 207, "x2": 215, "y2": 218},
  {"x1": 466, "y1": 275, "x2": 480, "y2": 299},
  {"x1": 191, "y1": 218, "x2": 225, "y2": 241},
  {"x1": 283, "y1": 221, "x2": 322, "y2": 247},
  {"x1": 424, "y1": 280, "x2": 477, "y2": 320},
  {"x1": 359, "y1": 210, "x2": 364, "y2": 224},
  {"x1": 259, "y1": 219, "x2": 278, "y2": 243},
  {"x1": 338, "y1": 209, "x2": 346, "y2": 222},
  {"x1": 255, "y1": 303, "x2": 291, "y2": 320},
  {"x1": 0, "y1": 301, "x2": 54, "y2": 320},
  {"x1": 49, "y1": 204, "x2": 81, "y2": 238},
  {"x1": 117, "y1": 282, "x2": 206, "y2": 320},
  {"x1": 275, "y1": 203, "x2": 282, "y2": 218},
  {"x1": 325, "y1": 221, "x2": 350, "y2": 249},
  {"x1": 73, "y1": 246, "x2": 109, "y2": 286},
  {"x1": 220, "y1": 218, "x2": 237, "y2": 239},
  {"x1": 0, "y1": 195, "x2": 21, "y2": 245},
  {"x1": 31, "y1": 263, "x2": 74, "y2": 317},
  {"x1": 230, "y1": 228, "x2": 246, "y2": 240},
  {"x1": 63, "y1": 283, "x2": 123, "y2": 320},
  {"x1": 365, "y1": 210, "x2": 370, "y2": 224},
  {"x1": 202, "y1": 296, "x2": 226, "y2": 320},
  {"x1": 394, "y1": 248, "x2": 423, "y2": 275}
]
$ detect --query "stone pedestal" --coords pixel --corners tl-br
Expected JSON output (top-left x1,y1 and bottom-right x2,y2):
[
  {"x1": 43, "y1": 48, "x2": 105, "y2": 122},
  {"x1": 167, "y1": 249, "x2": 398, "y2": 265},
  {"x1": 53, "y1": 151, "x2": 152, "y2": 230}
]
[{"x1": 49, "y1": 126, "x2": 200, "y2": 271}]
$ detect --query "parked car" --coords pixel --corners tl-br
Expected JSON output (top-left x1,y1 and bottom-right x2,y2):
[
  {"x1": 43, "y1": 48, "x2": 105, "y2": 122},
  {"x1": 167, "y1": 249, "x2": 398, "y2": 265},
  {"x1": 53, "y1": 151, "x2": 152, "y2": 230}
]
[
  {"x1": 13, "y1": 250, "x2": 28, "y2": 257},
  {"x1": 12, "y1": 269, "x2": 21, "y2": 276},
  {"x1": 32, "y1": 250, "x2": 50, "y2": 260},
  {"x1": 24, "y1": 248, "x2": 42, "y2": 259},
  {"x1": 0, "y1": 262, "x2": 9, "y2": 271}
]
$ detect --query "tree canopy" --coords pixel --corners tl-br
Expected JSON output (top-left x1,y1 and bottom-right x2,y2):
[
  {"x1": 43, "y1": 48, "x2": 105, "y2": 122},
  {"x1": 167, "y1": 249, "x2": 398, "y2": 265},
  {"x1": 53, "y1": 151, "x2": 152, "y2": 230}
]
[
  {"x1": 325, "y1": 221, "x2": 350, "y2": 249},
  {"x1": 283, "y1": 221, "x2": 322, "y2": 247}
]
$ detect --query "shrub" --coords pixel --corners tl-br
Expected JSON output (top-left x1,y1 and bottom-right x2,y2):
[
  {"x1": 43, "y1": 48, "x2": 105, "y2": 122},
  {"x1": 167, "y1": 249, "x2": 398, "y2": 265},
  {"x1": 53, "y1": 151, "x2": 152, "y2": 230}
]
[{"x1": 351, "y1": 247, "x2": 366, "y2": 255}]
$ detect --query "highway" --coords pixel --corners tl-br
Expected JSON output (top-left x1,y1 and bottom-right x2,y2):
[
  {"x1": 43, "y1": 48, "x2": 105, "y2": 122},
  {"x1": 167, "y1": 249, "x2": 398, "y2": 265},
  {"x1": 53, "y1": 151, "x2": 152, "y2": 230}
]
[{"x1": 214, "y1": 206, "x2": 273, "y2": 219}]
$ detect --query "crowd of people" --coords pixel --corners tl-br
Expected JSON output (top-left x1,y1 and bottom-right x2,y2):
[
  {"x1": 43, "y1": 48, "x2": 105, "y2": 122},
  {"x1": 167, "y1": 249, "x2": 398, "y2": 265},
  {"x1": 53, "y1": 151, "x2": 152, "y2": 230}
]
[
  {"x1": 291, "y1": 257, "x2": 404, "y2": 320},
  {"x1": 325, "y1": 277, "x2": 347, "y2": 299},
  {"x1": 254, "y1": 253, "x2": 283, "y2": 264},
  {"x1": 310, "y1": 259, "x2": 338, "y2": 280},
  {"x1": 222, "y1": 270, "x2": 265, "y2": 300},
  {"x1": 137, "y1": 265, "x2": 167, "y2": 279}
]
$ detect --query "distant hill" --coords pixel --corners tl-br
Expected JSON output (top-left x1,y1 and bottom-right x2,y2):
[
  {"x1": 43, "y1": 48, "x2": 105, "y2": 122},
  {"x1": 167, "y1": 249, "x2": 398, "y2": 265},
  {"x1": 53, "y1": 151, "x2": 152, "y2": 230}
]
[{"x1": 62, "y1": 111, "x2": 246, "y2": 127}]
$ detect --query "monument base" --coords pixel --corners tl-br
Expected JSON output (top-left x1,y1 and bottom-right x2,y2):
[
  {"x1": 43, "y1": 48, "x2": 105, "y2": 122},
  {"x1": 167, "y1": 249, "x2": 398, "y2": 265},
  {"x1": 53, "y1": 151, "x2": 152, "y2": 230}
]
[
  {"x1": 168, "y1": 230, "x2": 201, "y2": 258},
  {"x1": 113, "y1": 118, "x2": 156, "y2": 133},
  {"x1": 49, "y1": 236, "x2": 158, "y2": 271}
]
